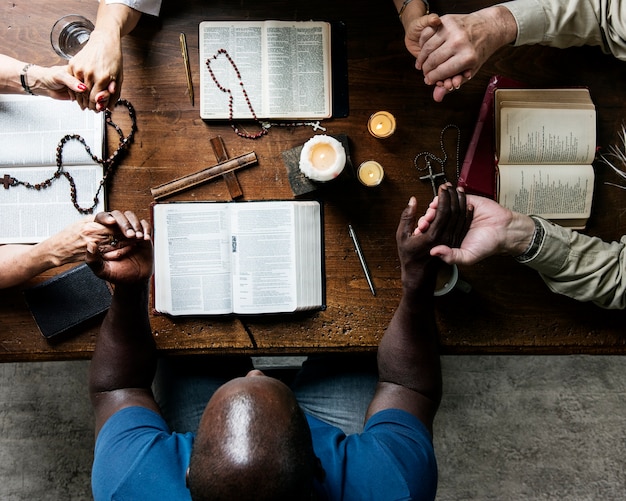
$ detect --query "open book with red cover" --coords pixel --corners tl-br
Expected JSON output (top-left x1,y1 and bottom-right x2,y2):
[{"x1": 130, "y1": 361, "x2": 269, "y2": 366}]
[{"x1": 458, "y1": 75, "x2": 524, "y2": 198}]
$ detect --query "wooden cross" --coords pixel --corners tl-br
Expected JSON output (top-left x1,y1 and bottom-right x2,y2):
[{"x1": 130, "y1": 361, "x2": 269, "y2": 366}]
[
  {"x1": 419, "y1": 159, "x2": 446, "y2": 197},
  {"x1": 210, "y1": 136, "x2": 243, "y2": 199},
  {"x1": 150, "y1": 137, "x2": 257, "y2": 201},
  {"x1": 2, "y1": 174, "x2": 12, "y2": 189}
]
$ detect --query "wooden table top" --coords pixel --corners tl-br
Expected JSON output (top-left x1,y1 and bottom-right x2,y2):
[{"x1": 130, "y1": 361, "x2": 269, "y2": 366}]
[{"x1": 1, "y1": 0, "x2": 625, "y2": 361}]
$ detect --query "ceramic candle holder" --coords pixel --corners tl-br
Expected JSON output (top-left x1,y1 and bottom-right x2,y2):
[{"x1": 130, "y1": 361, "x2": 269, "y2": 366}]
[{"x1": 299, "y1": 135, "x2": 346, "y2": 182}]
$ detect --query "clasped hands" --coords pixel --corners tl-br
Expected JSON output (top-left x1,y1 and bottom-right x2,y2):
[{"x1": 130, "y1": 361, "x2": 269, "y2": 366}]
[
  {"x1": 397, "y1": 183, "x2": 472, "y2": 290},
  {"x1": 404, "y1": 7, "x2": 515, "y2": 102},
  {"x1": 86, "y1": 210, "x2": 153, "y2": 284}
]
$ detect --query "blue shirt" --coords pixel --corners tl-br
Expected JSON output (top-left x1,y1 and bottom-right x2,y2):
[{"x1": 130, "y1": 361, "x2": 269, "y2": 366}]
[{"x1": 92, "y1": 407, "x2": 437, "y2": 501}]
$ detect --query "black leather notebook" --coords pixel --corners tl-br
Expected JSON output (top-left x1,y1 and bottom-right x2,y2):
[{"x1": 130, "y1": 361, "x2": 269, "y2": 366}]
[{"x1": 23, "y1": 264, "x2": 112, "y2": 339}]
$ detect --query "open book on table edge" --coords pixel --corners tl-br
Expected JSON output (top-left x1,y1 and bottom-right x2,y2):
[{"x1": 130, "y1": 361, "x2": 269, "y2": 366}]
[
  {"x1": 494, "y1": 87, "x2": 596, "y2": 230},
  {"x1": 198, "y1": 20, "x2": 348, "y2": 120},
  {"x1": 151, "y1": 200, "x2": 326, "y2": 316},
  {"x1": 0, "y1": 94, "x2": 106, "y2": 244}
]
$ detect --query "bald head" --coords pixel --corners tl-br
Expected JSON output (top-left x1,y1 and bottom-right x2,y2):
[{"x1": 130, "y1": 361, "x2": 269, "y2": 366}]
[{"x1": 187, "y1": 373, "x2": 318, "y2": 501}]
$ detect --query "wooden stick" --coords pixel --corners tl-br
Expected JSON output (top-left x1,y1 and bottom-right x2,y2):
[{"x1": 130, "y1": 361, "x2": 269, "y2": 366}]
[{"x1": 150, "y1": 151, "x2": 258, "y2": 200}]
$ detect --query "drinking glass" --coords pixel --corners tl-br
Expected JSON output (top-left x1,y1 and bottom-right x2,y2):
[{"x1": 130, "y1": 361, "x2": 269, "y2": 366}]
[{"x1": 50, "y1": 15, "x2": 94, "y2": 59}]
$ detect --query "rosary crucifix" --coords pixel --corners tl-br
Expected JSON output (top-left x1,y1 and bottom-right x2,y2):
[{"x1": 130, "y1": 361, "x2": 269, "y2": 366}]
[
  {"x1": 419, "y1": 158, "x2": 446, "y2": 196},
  {"x1": 414, "y1": 124, "x2": 461, "y2": 197}
]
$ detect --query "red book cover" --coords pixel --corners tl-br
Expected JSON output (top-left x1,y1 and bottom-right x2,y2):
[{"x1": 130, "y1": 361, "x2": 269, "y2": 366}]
[{"x1": 458, "y1": 75, "x2": 524, "y2": 198}]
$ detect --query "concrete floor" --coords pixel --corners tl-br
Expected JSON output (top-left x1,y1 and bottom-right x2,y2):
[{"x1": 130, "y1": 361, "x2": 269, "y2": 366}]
[{"x1": 1, "y1": 355, "x2": 625, "y2": 500}]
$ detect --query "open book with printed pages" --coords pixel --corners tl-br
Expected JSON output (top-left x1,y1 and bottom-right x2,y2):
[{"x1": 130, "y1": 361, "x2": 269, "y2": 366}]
[
  {"x1": 494, "y1": 88, "x2": 597, "y2": 230},
  {"x1": 199, "y1": 20, "x2": 339, "y2": 120},
  {"x1": 153, "y1": 200, "x2": 325, "y2": 316},
  {"x1": 0, "y1": 94, "x2": 105, "y2": 244}
]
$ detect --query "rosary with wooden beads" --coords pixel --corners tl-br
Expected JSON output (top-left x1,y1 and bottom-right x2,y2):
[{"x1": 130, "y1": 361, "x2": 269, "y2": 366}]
[
  {"x1": 2, "y1": 99, "x2": 137, "y2": 215},
  {"x1": 205, "y1": 49, "x2": 325, "y2": 139},
  {"x1": 414, "y1": 124, "x2": 461, "y2": 196}
]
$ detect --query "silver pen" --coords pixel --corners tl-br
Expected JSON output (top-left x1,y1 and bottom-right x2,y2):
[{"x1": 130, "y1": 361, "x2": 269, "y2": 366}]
[{"x1": 348, "y1": 224, "x2": 376, "y2": 296}]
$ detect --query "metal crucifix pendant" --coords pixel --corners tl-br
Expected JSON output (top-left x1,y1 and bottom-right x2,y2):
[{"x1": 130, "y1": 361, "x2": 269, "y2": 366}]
[{"x1": 419, "y1": 159, "x2": 446, "y2": 197}]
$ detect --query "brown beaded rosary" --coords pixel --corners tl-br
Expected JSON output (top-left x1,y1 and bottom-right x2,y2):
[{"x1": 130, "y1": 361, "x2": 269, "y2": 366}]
[
  {"x1": 2, "y1": 99, "x2": 136, "y2": 215},
  {"x1": 205, "y1": 49, "x2": 326, "y2": 139},
  {"x1": 205, "y1": 49, "x2": 268, "y2": 139}
]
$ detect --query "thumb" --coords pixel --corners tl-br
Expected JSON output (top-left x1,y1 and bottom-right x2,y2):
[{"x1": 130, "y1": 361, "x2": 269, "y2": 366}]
[
  {"x1": 85, "y1": 242, "x2": 105, "y2": 275},
  {"x1": 431, "y1": 244, "x2": 456, "y2": 264},
  {"x1": 432, "y1": 85, "x2": 450, "y2": 102},
  {"x1": 397, "y1": 197, "x2": 418, "y2": 241},
  {"x1": 432, "y1": 245, "x2": 480, "y2": 266}
]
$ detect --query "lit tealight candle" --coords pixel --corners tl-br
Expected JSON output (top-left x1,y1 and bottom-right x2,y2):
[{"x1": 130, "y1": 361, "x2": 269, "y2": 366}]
[
  {"x1": 358, "y1": 160, "x2": 385, "y2": 187},
  {"x1": 367, "y1": 111, "x2": 396, "y2": 139},
  {"x1": 299, "y1": 135, "x2": 346, "y2": 182}
]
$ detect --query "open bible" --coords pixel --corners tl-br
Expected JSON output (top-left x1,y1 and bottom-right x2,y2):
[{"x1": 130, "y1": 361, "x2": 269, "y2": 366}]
[
  {"x1": 0, "y1": 95, "x2": 105, "y2": 244},
  {"x1": 495, "y1": 88, "x2": 596, "y2": 229},
  {"x1": 199, "y1": 20, "x2": 333, "y2": 120},
  {"x1": 153, "y1": 200, "x2": 324, "y2": 316}
]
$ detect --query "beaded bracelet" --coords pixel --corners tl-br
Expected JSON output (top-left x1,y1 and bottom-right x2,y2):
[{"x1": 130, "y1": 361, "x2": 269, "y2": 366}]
[
  {"x1": 398, "y1": 0, "x2": 430, "y2": 19},
  {"x1": 20, "y1": 63, "x2": 35, "y2": 95}
]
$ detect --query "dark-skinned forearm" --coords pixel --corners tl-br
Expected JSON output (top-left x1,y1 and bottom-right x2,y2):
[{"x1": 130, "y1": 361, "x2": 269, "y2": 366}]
[
  {"x1": 377, "y1": 279, "x2": 442, "y2": 406},
  {"x1": 89, "y1": 280, "x2": 156, "y2": 398}
]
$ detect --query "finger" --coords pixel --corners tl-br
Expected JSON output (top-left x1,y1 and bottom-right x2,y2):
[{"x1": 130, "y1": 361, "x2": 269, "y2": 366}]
[
  {"x1": 95, "y1": 91, "x2": 110, "y2": 112},
  {"x1": 397, "y1": 196, "x2": 419, "y2": 242},
  {"x1": 430, "y1": 244, "x2": 453, "y2": 261},
  {"x1": 109, "y1": 78, "x2": 122, "y2": 108},
  {"x1": 415, "y1": 204, "x2": 438, "y2": 234},
  {"x1": 94, "y1": 211, "x2": 117, "y2": 225},
  {"x1": 75, "y1": 91, "x2": 89, "y2": 110},
  {"x1": 433, "y1": 245, "x2": 477, "y2": 266},
  {"x1": 422, "y1": 47, "x2": 473, "y2": 85},
  {"x1": 426, "y1": 184, "x2": 451, "y2": 238},
  {"x1": 85, "y1": 241, "x2": 105, "y2": 275},
  {"x1": 108, "y1": 209, "x2": 136, "y2": 238},
  {"x1": 434, "y1": 77, "x2": 453, "y2": 92},
  {"x1": 451, "y1": 74, "x2": 465, "y2": 90},
  {"x1": 122, "y1": 210, "x2": 143, "y2": 238},
  {"x1": 416, "y1": 26, "x2": 437, "y2": 47},
  {"x1": 432, "y1": 85, "x2": 450, "y2": 102},
  {"x1": 417, "y1": 34, "x2": 446, "y2": 72},
  {"x1": 140, "y1": 219, "x2": 153, "y2": 240},
  {"x1": 61, "y1": 73, "x2": 88, "y2": 94},
  {"x1": 101, "y1": 244, "x2": 135, "y2": 260}
]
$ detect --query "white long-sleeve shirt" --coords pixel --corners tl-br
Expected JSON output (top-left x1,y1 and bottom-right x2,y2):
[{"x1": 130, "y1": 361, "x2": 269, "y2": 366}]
[
  {"x1": 501, "y1": 0, "x2": 626, "y2": 60},
  {"x1": 104, "y1": 0, "x2": 161, "y2": 17}
]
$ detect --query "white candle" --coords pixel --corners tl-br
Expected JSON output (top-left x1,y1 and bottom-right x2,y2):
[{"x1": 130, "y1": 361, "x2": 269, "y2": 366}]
[
  {"x1": 358, "y1": 160, "x2": 385, "y2": 187},
  {"x1": 299, "y1": 135, "x2": 346, "y2": 182},
  {"x1": 368, "y1": 111, "x2": 396, "y2": 138}
]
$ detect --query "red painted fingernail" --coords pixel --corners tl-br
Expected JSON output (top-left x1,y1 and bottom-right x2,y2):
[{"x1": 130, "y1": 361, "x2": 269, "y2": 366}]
[{"x1": 78, "y1": 83, "x2": 87, "y2": 91}]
